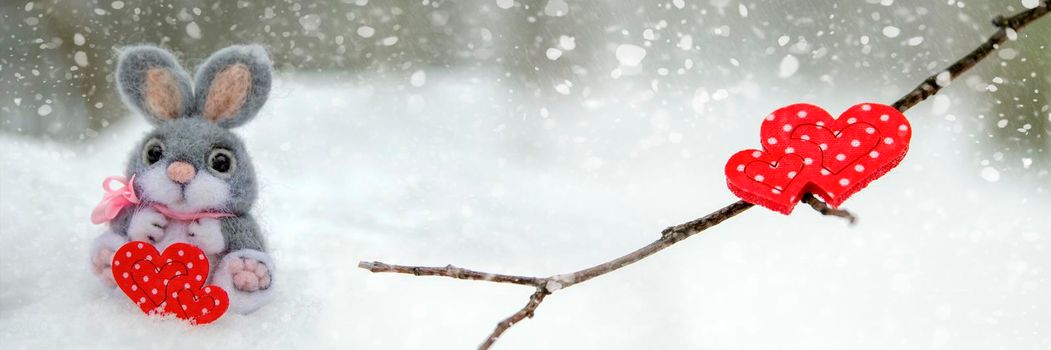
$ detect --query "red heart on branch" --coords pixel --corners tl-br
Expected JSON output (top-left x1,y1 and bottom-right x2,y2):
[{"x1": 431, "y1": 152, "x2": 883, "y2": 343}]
[
  {"x1": 111, "y1": 241, "x2": 229, "y2": 324},
  {"x1": 725, "y1": 103, "x2": 911, "y2": 213},
  {"x1": 724, "y1": 150, "x2": 817, "y2": 214}
]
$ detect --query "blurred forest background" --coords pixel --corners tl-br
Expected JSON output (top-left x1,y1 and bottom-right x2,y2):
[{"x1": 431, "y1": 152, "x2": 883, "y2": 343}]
[{"x1": 1, "y1": 0, "x2": 1048, "y2": 177}]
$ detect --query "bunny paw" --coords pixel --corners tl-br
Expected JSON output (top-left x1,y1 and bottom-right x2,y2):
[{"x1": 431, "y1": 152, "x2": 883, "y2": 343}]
[
  {"x1": 186, "y1": 218, "x2": 225, "y2": 255},
  {"x1": 213, "y1": 249, "x2": 275, "y2": 314},
  {"x1": 127, "y1": 208, "x2": 168, "y2": 243}
]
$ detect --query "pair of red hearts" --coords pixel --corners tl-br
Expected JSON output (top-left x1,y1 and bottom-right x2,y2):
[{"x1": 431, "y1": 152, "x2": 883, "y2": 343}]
[
  {"x1": 111, "y1": 242, "x2": 229, "y2": 324},
  {"x1": 724, "y1": 103, "x2": 911, "y2": 214}
]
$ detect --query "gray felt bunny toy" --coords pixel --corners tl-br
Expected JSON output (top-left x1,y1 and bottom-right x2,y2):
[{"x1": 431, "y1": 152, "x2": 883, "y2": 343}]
[{"x1": 90, "y1": 45, "x2": 274, "y2": 314}]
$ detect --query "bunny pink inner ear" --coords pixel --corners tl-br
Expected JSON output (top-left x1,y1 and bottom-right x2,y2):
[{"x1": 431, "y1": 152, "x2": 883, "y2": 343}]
[
  {"x1": 145, "y1": 68, "x2": 183, "y2": 120},
  {"x1": 203, "y1": 64, "x2": 251, "y2": 123}
]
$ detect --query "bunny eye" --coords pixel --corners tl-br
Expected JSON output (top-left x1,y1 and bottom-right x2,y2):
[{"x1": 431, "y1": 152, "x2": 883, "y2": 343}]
[
  {"x1": 142, "y1": 139, "x2": 164, "y2": 165},
  {"x1": 208, "y1": 148, "x2": 236, "y2": 176}
]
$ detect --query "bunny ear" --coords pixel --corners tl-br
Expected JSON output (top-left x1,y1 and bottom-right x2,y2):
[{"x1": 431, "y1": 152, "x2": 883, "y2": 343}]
[
  {"x1": 193, "y1": 45, "x2": 272, "y2": 128},
  {"x1": 116, "y1": 46, "x2": 193, "y2": 124}
]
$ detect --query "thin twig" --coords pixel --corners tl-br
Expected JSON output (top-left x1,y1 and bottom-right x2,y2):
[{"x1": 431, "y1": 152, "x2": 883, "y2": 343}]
[
  {"x1": 479, "y1": 289, "x2": 548, "y2": 349},
  {"x1": 802, "y1": 193, "x2": 857, "y2": 225},
  {"x1": 357, "y1": 261, "x2": 545, "y2": 287},
  {"x1": 892, "y1": 1, "x2": 1051, "y2": 111},
  {"x1": 360, "y1": 4, "x2": 1051, "y2": 349}
]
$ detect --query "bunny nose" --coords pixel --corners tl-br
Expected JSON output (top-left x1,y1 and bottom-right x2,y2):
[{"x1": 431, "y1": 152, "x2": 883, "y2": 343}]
[{"x1": 167, "y1": 161, "x2": 196, "y2": 184}]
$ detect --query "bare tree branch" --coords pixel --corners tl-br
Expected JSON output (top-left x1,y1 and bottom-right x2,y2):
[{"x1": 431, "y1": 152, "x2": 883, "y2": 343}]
[
  {"x1": 361, "y1": 199, "x2": 754, "y2": 350},
  {"x1": 360, "y1": 3, "x2": 1051, "y2": 349}
]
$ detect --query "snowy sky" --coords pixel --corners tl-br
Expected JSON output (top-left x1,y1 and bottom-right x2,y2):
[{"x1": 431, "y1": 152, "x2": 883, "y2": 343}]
[{"x1": 1, "y1": 0, "x2": 1049, "y2": 349}]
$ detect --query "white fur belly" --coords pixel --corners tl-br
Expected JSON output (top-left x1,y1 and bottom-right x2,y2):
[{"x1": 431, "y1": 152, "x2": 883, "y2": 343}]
[{"x1": 156, "y1": 221, "x2": 222, "y2": 275}]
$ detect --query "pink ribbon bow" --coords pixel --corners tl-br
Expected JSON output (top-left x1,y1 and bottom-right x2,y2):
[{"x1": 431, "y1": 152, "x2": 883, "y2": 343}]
[
  {"x1": 152, "y1": 203, "x2": 235, "y2": 222},
  {"x1": 91, "y1": 176, "x2": 141, "y2": 224},
  {"x1": 91, "y1": 175, "x2": 235, "y2": 224}
]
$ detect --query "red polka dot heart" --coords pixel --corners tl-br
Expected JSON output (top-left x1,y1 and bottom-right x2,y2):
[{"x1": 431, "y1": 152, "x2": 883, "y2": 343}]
[
  {"x1": 111, "y1": 241, "x2": 229, "y2": 325},
  {"x1": 724, "y1": 103, "x2": 911, "y2": 214}
]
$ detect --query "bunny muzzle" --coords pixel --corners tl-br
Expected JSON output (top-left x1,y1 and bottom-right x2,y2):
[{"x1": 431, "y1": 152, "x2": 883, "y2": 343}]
[{"x1": 137, "y1": 159, "x2": 232, "y2": 214}]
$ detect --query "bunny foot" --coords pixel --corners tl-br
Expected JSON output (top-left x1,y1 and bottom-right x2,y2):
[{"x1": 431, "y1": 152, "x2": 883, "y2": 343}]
[
  {"x1": 230, "y1": 257, "x2": 272, "y2": 292},
  {"x1": 212, "y1": 249, "x2": 275, "y2": 314},
  {"x1": 90, "y1": 231, "x2": 128, "y2": 288}
]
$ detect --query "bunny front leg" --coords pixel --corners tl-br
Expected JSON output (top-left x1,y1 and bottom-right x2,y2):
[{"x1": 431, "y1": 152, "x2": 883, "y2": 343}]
[
  {"x1": 127, "y1": 207, "x2": 168, "y2": 244},
  {"x1": 211, "y1": 215, "x2": 275, "y2": 314},
  {"x1": 90, "y1": 230, "x2": 128, "y2": 288},
  {"x1": 185, "y1": 218, "x2": 226, "y2": 255}
]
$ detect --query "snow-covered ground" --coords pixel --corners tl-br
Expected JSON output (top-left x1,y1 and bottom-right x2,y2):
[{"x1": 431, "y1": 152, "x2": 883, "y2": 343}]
[{"x1": 1, "y1": 73, "x2": 1048, "y2": 349}]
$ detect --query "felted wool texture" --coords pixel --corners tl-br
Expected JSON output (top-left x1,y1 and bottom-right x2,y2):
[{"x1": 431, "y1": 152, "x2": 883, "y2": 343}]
[
  {"x1": 116, "y1": 46, "x2": 194, "y2": 124},
  {"x1": 192, "y1": 45, "x2": 272, "y2": 128},
  {"x1": 124, "y1": 117, "x2": 258, "y2": 215},
  {"x1": 91, "y1": 230, "x2": 129, "y2": 283},
  {"x1": 219, "y1": 214, "x2": 266, "y2": 253},
  {"x1": 165, "y1": 161, "x2": 196, "y2": 183},
  {"x1": 145, "y1": 68, "x2": 183, "y2": 119},
  {"x1": 135, "y1": 164, "x2": 232, "y2": 213},
  {"x1": 212, "y1": 249, "x2": 275, "y2": 314},
  {"x1": 108, "y1": 203, "x2": 136, "y2": 238},
  {"x1": 101, "y1": 44, "x2": 276, "y2": 314},
  {"x1": 203, "y1": 64, "x2": 252, "y2": 122}
]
